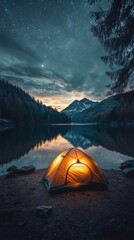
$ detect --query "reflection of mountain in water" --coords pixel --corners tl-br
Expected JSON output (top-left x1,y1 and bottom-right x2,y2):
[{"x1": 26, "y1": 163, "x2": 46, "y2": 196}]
[
  {"x1": 63, "y1": 125, "x2": 96, "y2": 149},
  {"x1": 64, "y1": 125, "x2": 134, "y2": 157},
  {"x1": 0, "y1": 125, "x2": 69, "y2": 164}
]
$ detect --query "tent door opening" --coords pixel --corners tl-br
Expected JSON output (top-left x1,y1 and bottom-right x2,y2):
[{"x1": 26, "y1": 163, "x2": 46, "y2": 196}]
[{"x1": 65, "y1": 163, "x2": 92, "y2": 185}]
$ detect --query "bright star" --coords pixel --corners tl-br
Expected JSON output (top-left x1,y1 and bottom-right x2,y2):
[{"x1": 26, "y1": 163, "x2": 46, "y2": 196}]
[{"x1": 41, "y1": 64, "x2": 44, "y2": 68}]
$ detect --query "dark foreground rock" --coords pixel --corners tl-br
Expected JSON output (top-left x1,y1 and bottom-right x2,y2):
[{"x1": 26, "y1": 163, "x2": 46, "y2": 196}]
[
  {"x1": 36, "y1": 205, "x2": 53, "y2": 216},
  {"x1": 0, "y1": 169, "x2": 134, "y2": 240},
  {"x1": 6, "y1": 165, "x2": 35, "y2": 177},
  {"x1": 17, "y1": 165, "x2": 36, "y2": 175},
  {"x1": 120, "y1": 160, "x2": 134, "y2": 177},
  {"x1": 120, "y1": 160, "x2": 134, "y2": 170}
]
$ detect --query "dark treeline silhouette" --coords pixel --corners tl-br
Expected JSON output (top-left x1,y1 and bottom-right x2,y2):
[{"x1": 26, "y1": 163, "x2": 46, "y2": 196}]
[
  {"x1": 89, "y1": 0, "x2": 134, "y2": 94},
  {"x1": 0, "y1": 79, "x2": 70, "y2": 124},
  {"x1": 0, "y1": 124, "x2": 69, "y2": 164}
]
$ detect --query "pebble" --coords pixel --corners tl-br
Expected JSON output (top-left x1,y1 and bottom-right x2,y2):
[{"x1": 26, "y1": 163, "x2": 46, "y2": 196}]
[{"x1": 36, "y1": 205, "x2": 53, "y2": 216}]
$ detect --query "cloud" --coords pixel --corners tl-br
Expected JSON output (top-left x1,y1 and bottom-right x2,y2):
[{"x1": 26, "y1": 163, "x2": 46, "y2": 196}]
[
  {"x1": 0, "y1": 0, "x2": 111, "y2": 108},
  {"x1": 0, "y1": 32, "x2": 39, "y2": 62}
]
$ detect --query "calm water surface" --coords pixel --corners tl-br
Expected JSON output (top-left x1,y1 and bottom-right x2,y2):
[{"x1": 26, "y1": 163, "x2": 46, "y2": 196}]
[{"x1": 0, "y1": 124, "x2": 134, "y2": 175}]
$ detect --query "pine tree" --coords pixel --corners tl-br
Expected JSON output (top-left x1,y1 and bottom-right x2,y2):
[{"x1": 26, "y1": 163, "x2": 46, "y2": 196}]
[{"x1": 88, "y1": 0, "x2": 134, "y2": 94}]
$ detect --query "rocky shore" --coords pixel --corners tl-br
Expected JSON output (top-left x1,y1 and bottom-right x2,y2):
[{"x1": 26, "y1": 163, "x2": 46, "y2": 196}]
[{"x1": 0, "y1": 168, "x2": 134, "y2": 240}]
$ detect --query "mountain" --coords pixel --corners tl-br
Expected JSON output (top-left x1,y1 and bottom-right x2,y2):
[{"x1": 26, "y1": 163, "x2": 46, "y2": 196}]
[
  {"x1": 62, "y1": 98, "x2": 98, "y2": 121},
  {"x1": 73, "y1": 91, "x2": 134, "y2": 124},
  {"x1": 0, "y1": 79, "x2": 70, "y2": 124}
]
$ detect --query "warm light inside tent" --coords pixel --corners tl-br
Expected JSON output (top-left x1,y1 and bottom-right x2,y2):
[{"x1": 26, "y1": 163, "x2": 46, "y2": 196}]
[{"x1": 67, "y1": 163, "x2": 91, "y2": 184}]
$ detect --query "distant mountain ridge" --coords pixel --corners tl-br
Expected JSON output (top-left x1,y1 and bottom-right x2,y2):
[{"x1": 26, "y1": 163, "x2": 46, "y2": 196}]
[
  {"x1": 62, "y1": 98, "x2": 98, "y2": 119},
  {"x1": 62, "y1": 91, "x2": 134, "y2": 124}
]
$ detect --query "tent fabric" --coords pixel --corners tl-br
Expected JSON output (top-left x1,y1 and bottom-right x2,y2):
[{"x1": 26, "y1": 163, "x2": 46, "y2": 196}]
[{"x1": 42, "y1": 148, "x2": 108, "y2": 192}]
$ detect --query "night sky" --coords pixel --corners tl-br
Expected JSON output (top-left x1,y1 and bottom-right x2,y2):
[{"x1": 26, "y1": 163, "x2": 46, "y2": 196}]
[{"x1": 0, "y1": 0, "x2": 110, "y2": 110}]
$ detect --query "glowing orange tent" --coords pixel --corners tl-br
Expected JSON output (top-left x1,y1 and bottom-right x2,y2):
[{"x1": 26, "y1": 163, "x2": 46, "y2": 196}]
[{"x1": 42, "y1": 148, "x2": 108, "y2": 192}]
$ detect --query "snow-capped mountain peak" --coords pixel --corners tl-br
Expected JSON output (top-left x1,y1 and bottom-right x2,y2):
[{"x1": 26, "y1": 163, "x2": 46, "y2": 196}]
[{"x1": 62, "y1": 98, "x2": 98, "y2": 115}]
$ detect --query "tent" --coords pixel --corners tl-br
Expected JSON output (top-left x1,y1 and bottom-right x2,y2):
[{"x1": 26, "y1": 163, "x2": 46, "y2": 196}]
[{"x1": 42, "y1": 148, "x2": 108, "y2": 192}]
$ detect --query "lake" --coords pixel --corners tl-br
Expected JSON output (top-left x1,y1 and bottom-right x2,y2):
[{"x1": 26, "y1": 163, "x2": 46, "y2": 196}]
[{"x1": 0, "y1": 124, "x2": 134, "y2": 175}]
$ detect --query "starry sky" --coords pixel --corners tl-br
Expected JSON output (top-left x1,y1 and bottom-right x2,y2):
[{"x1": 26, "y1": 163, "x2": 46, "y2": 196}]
[{"x1": 0, "y1": 0, "x2": 110, "y2": 110}]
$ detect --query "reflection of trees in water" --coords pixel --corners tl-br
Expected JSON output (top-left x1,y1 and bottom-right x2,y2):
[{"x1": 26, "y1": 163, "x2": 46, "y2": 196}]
[
  {"x1": 0, "y1": 125, "x2": 69, "y2": 164},
  {"x1": 64, "y1": 125, "x2": 134, "y2": 157},
  {"x1": 102, "y1": 126, "x2": 134, "y2": 157},
  {"x1": 0, "y1": 124, "x2": 134, "y2": 165}
]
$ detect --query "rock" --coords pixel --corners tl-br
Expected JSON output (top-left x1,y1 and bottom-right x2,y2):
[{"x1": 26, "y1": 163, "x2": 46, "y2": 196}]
[
  {"x1": 120, "y1": 159, "x2": 134, "y2": 177},
  {"x1": 123, "y1": 167, "x2": 134, "y2": 178},
  {"x1": 7, "y1": 165, "x2": 18, "y2": 173},
  {"x1": 7, "y1": 165, "x2": 35, "y2": 175},
  {"x1": 16, "y1": 165, "x2": 35, "y2": 175},
  {"x1": 36, "y1": 205, "x2": 53, "y2": 216},
  {"x1": 120, "y1": 160, "x2": 134, "y2": 170},
  {"x1": 120, "y1": 160, "x2": 134, "y2": 178}
]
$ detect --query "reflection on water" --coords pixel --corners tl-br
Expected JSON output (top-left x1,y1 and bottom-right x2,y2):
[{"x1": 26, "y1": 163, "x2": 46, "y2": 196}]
[
  {"x1": 0, "y1": 124, "x2": 134, "y2": 174},
  {"x1": 63, "y1": 125, "x2": 134, "y2": 157}
]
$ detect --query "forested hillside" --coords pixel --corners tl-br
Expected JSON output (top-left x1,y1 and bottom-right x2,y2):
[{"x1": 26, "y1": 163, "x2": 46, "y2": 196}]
[
  {"x1": 78, "y1": 91, "x2": 134, "y2": 124},
  {"x1": 0, "y1": 80, "x2": 70, "y2": 124}
]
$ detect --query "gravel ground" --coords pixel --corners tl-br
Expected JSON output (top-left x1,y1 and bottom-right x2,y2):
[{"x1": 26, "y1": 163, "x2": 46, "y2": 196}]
[{"x1": 0, "y1": 169, "x2": 134, "y2": 240}]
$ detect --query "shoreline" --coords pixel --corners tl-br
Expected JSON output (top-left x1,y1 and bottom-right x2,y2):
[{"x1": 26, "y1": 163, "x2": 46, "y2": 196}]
[{"x1": 0, "y1": 168, "x2": 134, "y2": 240}]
